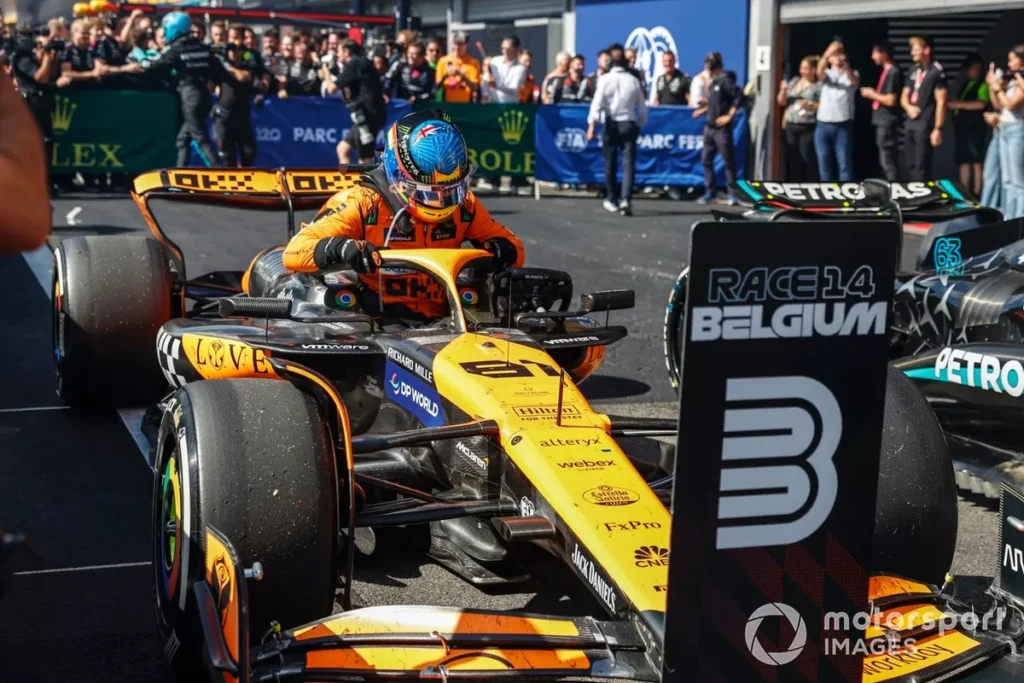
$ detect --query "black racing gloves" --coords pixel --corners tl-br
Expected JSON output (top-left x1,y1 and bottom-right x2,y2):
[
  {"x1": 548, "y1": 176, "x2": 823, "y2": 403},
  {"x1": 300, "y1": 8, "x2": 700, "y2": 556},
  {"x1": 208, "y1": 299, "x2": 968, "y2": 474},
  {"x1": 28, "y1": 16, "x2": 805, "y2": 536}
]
[
  {"x1": 313, "y1": 238, "x2": 381, "y2": 273},
  {"x1": 484, "y1": 238, "x2": 519, "y2": 269}
]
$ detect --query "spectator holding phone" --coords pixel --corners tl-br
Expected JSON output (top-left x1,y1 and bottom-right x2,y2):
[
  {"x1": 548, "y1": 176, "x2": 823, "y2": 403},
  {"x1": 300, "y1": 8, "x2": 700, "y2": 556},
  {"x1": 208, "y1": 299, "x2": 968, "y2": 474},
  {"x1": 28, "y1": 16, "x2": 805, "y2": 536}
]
[
  {"x1": 436, "y1": 31, "x2": 480, "y2": 103},
  {"x1": 901, "y1": 35, "x2": 946, "y2": 181},
  {"x1": 778, "y1": 56, "x2": 821, "y2": 182},
  {"x1": 815, "y1": 39, "x2": 859, "y2": 182},
  {"x1": 988, "y1": 48, "x2": 1024, "y2": 218}
]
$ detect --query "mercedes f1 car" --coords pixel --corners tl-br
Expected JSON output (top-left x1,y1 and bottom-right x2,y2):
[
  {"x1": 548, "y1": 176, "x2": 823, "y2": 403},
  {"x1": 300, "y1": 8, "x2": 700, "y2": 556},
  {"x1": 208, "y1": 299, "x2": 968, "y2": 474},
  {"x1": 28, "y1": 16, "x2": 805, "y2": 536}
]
[
  {"x1": 49, "y1": 169, "x2": 1024, "y2": 682},
  {"x1": 664, "y1": 179, "x2": 1024, "y2": 498}
]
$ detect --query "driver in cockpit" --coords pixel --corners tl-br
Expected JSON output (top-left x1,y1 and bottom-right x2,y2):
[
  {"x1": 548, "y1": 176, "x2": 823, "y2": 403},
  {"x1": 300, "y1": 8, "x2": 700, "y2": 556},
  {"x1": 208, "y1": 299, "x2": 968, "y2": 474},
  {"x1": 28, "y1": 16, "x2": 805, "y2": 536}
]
[{"x1": 282, "y1": 109, "x2": 525, "y2": 321}]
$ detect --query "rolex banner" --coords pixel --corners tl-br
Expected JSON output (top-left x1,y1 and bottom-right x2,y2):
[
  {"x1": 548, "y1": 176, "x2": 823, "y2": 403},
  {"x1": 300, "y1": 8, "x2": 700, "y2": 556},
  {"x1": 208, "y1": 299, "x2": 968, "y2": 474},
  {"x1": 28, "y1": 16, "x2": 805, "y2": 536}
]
[
  {"x1": 50, "y1": 90, "x2": 179, "y2": 174},
  {"x1": 420, "y1": 102, "x2": 536, "y2": 178}
]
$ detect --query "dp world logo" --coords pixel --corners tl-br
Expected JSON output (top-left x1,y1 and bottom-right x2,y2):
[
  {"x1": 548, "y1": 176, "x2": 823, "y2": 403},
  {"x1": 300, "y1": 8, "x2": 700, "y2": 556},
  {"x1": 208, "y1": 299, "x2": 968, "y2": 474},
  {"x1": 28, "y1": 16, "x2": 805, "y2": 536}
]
[
  {"x1": 625, "y1": 26, "x2": 678, "y2": 97},
  {"x1": 745, "y1": 602, "x2": 807, "y2": 666},
  {"x1": 555, "y1": 128, "x2": 588, "y2": 153}
]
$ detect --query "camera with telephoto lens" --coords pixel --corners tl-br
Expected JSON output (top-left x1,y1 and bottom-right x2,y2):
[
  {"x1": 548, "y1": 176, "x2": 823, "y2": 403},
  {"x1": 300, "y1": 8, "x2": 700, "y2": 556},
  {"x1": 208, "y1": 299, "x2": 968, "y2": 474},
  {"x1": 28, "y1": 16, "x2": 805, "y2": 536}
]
[
  {"x1": 345, "y1": 99, "x2": 375, "y2": 146},
  {"x1": 44, "y1": 38, "x2": 64, "y2": 54}
]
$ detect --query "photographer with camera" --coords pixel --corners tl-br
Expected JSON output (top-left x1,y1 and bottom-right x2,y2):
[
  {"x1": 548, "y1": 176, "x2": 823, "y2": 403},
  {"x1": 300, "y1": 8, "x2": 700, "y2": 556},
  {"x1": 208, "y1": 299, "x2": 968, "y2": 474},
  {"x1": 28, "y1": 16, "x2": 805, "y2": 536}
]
[
  {"x1": 325, "y1": 38, "x2": 385, "y2": 165},
  {"x1": 12, "y1": 28, "x2": 59, "y2": 192}
]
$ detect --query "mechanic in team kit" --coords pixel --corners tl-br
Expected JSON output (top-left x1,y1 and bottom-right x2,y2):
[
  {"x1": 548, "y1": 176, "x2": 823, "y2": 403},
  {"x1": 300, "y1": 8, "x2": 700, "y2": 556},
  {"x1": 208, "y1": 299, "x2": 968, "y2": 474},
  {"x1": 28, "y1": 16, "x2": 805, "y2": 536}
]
[
  {"x1": 283, "y1": 109, "x2": 525, "y2": 321},
  {"x1": 136, "y1": 11, "x2": 241, "y2": 167},
  {"x1": 213, "y1": 41, "x2": 258, "y2": 167}
]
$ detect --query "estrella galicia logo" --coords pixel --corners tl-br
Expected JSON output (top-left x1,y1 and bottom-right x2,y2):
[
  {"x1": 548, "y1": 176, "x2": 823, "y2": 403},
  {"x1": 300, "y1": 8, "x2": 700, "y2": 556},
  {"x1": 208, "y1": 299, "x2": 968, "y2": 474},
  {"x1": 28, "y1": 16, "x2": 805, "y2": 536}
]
[
  {"x1": 933, "y1": 236, "x2": 963, "y2": 275},
  {"x1": 385, "y1": 361, "x2": 446, "y2": 427}
]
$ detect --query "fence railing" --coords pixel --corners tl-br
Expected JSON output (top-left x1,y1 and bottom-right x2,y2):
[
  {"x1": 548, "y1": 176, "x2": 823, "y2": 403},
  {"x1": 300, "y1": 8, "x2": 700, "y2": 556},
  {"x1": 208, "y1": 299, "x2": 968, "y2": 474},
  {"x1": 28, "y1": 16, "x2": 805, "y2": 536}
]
[{"x1": 50, "y1": 91, "x2": 747, "y2": 187}]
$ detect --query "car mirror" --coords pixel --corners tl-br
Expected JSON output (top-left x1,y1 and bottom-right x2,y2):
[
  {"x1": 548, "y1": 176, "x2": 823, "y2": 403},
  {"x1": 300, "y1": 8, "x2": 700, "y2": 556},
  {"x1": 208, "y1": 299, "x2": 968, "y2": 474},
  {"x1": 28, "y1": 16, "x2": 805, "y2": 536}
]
[
  {"x1": 861, "y1": 178, "x2": 891, "y2": 206},
  {"x1": 581, "y1": 290, "x2": 635, "y2": 312}
]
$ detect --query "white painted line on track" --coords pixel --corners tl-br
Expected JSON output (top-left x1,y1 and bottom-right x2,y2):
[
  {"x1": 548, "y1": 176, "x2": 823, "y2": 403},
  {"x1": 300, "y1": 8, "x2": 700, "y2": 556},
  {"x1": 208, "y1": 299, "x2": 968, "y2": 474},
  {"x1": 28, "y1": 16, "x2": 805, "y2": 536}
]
[
  {"x1": 22, "y1": 244, "x2": 153, "y2": 470},
  {"x1": 0, "y1": 405, "x2": 70, "y2": 413},
  {"x1": 13, "y1": 561, "x2": 150, "y2": 576}
]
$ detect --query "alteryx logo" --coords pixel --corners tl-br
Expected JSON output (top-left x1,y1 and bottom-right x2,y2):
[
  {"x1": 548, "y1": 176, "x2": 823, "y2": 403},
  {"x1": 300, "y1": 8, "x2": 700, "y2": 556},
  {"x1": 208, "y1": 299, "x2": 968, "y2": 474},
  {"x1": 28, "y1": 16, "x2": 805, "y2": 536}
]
[
  {"x1": 904, "y1": 347, "x2": 1024, "y2": 396},
  {"x1": 385, "y1": 362, "x2": 447, "y2": 427}
]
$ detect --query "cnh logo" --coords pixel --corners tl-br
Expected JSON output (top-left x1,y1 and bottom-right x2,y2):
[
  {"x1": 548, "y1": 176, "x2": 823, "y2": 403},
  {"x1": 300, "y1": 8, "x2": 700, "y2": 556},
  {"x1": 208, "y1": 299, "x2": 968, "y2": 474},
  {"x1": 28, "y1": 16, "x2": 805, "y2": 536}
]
[
  {"x1": 745, "y1": 602, "x2": 807, "y2": 666},
  {"x1": 716, "y1": 375, "x2": 841, "y2": 549}
]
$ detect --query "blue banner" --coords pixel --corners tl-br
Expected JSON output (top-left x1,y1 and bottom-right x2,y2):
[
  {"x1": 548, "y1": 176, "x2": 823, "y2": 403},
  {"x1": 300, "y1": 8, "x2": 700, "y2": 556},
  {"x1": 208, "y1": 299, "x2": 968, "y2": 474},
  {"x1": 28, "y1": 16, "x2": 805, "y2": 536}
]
[
  {"x1": 534, "y1": 104, "x2": 747, "y2": 187},
  {"x1": 575, "y1": 0, "x2": 749, "y2": 102},
  {"x1": 189, "y1": 97, "x2": 411, "y2": 168}
]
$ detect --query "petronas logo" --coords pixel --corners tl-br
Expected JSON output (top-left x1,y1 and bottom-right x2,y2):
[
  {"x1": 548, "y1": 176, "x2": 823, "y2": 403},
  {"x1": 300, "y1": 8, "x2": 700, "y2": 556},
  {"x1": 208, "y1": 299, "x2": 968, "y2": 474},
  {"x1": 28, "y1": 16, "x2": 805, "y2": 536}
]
[
  {"x1": 497, "y1": 110, "x2": 528, "y2": 145},
  {"x1": 52, "y1": 96, "x2": 77, "y2": 135}
]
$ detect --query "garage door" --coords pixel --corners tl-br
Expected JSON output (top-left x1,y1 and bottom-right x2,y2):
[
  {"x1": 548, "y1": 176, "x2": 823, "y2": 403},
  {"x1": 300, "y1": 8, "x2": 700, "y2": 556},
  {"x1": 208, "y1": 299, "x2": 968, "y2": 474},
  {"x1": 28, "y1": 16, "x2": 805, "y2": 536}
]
[
  {"x1": 781, "y1": 0, "x2": 1022, "y2": 23},
  {"x1": 466, "y1": 0, "x2": 563, "y2": 22}
]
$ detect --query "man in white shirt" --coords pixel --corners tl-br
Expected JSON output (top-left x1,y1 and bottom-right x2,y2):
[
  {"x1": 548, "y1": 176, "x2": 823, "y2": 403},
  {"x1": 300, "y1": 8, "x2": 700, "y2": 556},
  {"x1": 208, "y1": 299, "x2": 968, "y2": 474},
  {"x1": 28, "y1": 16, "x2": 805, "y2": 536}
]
[
  {"x1": 486, "y1": 35, "x2": 527, "y2": 104},
  {"x1": 586, "y1": 44, "x2": 648, "y2": 216}
]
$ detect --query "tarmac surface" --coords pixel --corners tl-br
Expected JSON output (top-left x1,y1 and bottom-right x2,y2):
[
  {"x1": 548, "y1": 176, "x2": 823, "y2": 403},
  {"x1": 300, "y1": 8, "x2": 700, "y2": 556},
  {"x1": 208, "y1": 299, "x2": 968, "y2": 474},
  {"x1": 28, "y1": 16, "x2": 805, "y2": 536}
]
[{"x1": 0, "y1": 190, "x2": 1001, "y2": 682}]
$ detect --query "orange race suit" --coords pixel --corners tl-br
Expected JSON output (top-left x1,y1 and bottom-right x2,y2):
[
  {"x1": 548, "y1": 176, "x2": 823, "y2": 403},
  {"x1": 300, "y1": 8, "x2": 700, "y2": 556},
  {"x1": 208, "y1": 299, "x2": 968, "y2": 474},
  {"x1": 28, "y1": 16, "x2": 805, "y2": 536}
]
[{"x1": 283, "y1": 182, "x2": 525, "y2": 319}]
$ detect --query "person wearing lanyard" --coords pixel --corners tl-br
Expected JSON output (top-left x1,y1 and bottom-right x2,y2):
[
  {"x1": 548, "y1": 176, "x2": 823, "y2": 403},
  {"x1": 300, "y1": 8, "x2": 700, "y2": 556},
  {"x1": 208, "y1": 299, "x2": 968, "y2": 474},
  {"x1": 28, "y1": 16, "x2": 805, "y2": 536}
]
[
  {"x1": 948, "y1": 53, "x2": 990, "y2": 197},
  {"x1": 860, "y1": 41, "x2": 903, "y2": 181},
  {"x1": 587, "y1": 44, "x2": 648, "y2": 216},
  {"x1": 695, "y1": 52, "x2": 742, "y2": 205},
  {"x1": 901, "y1": 35, "x2": 947, "y2": 182}
]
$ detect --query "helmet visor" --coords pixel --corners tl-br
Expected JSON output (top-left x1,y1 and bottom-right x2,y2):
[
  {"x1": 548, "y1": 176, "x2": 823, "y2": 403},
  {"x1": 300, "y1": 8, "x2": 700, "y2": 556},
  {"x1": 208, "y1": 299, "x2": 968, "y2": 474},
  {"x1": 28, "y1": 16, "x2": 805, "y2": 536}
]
[{"x1": 397, "y1": 177, "x2": 469, "y2": 210}]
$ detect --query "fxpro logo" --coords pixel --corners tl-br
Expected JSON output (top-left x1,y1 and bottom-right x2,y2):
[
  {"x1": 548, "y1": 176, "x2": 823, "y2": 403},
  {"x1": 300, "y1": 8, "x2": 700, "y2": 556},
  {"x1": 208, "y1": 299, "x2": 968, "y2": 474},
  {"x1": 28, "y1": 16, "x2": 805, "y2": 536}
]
[
  {"x1": 692, "y1": 265, "x2": 886, "y2": 341},
  {"x1": 625, "y1": 25, "x2": 677, "y2": 103},
  {"x1": 555, "y1": 127, "x2": 588, "y2": 153},
  {"x1": 716, "y1": 376, "x2": 841, "y2": 549}
]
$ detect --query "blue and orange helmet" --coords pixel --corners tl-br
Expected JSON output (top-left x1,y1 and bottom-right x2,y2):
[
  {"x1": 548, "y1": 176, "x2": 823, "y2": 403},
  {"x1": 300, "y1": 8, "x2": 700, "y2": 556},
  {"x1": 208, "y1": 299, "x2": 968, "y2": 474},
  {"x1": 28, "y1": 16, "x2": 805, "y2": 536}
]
[{"x1": 382, "y1": 110, "x2": 471, "y2": 224}]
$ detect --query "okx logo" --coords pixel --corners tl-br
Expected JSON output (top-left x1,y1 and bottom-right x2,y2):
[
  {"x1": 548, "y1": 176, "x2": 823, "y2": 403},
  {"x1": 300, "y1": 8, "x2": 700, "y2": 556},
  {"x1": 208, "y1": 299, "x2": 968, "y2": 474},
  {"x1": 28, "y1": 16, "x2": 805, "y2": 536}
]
[
  {"x1": 745, "y1": 602, "x2": 807, "y2": 666},
  {"x1": 716, "y1": 376, "x2": 841, "y2": 549}
]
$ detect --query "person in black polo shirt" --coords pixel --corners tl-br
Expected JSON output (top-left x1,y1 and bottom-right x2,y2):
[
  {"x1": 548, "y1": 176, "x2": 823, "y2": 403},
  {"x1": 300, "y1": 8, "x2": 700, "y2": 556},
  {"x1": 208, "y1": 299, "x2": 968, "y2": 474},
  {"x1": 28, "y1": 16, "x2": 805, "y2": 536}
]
[
  {"x1": 860, "y1": 41, "x2": 904, "y2": 181},
  {"x1": 57, "y1": 19, "x2": 104, "y2": 88},
  {"x1": 696, "y1": 53, "x2": 741, "y2": 205},
  {"x1": 949, "y1": 53, "x2": 991, "y2": 197},
  {"x1": 653, "y1": 50, "x2": 689, "y2": 200},
  {"x1": 551, "y1": 54, "x2": 594, "y2": 103},
  {"x1": 901, "y1": 35, "x2": 947, "y2": 181},
  {"x1": 653, "y1": 50, "x2": 689, "y2": 106},
  {"x1": 92, "y1": 17, "x2": 133, "y2": 88}
]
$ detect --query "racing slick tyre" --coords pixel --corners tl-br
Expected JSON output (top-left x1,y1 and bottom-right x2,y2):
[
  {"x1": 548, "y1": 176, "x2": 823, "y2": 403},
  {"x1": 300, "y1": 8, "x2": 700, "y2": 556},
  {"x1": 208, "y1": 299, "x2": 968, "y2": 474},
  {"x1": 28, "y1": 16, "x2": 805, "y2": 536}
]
[
  {"x1": 53, "y1": 236, "x2": 173, "y2": 409},
  {"x1": 662, "y1": 266, "x2": 688, "y2": 392},
  {"x1": 152, "y1": 379, "x2": 337, "y2": 675},
  {"x1": 873, "y1": 364, "x2": 958, "y2": 585}
]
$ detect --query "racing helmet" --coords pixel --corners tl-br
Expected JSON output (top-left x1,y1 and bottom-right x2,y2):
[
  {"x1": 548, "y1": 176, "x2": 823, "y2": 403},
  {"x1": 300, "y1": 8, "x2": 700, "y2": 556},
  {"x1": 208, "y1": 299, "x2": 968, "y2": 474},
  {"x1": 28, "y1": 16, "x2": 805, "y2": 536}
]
[
  {"x1": 162, "y1": 11, "x2": 191, "y2": 44},
  {"x1": 382, "y1": 110, "x2": 471, "y2": 224}
]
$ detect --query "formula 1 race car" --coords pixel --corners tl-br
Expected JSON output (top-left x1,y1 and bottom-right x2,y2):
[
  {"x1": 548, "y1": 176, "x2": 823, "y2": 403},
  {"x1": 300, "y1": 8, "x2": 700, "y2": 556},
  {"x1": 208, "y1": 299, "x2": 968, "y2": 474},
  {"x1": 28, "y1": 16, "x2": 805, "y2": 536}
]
[
  {"x1": 663, "y1": 179, "x2": 1024, "y2": 497},
  {"x1": 47, "y1": 168, "x2": 1024, "y2": 682}
]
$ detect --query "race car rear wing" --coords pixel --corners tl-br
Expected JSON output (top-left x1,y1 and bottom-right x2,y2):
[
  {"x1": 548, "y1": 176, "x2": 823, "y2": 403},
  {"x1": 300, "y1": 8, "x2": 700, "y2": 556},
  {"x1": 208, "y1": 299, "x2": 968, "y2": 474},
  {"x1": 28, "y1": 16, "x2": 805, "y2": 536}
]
[
  {"x1": 731, "y1": 179, "x2": 978, "y2": 212},
  {"x1": 131, "y1": 167, "x2": 373, "y2": 281}
]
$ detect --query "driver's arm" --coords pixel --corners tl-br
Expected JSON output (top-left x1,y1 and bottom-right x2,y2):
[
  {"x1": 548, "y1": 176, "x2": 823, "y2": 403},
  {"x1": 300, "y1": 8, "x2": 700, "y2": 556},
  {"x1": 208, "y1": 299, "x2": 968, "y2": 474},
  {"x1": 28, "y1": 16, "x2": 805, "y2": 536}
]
[
  {"x1": 283, "y1": 188, "x2": 371, "y2": 272},
  {"x1": 461, "y1": 193, "x2": 526, "y2": 268}
]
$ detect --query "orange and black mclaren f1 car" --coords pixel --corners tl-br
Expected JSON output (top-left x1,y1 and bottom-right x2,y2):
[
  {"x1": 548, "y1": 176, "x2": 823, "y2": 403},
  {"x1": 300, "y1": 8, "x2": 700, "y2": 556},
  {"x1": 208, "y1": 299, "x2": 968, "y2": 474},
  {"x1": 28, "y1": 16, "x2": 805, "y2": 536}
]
[{"x1": 48, "y1": 169, "x2": 1024, "y2": 682}]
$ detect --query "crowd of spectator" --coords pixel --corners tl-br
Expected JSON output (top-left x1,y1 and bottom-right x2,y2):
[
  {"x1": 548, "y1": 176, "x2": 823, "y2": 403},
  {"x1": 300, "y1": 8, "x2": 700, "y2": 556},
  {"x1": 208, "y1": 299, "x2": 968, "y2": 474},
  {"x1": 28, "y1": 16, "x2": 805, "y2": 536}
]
[{"x1": 777, "y1": 36, "x2": 1024, "y2": 218}]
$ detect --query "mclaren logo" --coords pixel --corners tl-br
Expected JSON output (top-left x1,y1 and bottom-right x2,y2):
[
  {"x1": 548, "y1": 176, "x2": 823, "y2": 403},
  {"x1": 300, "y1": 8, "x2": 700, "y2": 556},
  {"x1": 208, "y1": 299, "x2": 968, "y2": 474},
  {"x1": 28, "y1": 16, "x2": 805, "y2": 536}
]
[{"x1": 716, "y1": 376, "x2": 841, "y2": 550}]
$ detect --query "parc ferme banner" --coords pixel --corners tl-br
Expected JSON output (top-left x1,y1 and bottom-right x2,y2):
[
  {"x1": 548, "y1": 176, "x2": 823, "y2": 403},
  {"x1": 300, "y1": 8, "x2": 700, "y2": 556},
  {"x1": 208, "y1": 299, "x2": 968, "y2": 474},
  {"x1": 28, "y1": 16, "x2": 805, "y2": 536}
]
[
  {"x1": 535, "y1": 105, "x2": 748, "y2": 187},
  {"x1": 50, "y1": 90, "x2": 179, "y2": 173},
  {"x1": 190, "y1": 97, "x2": 413, "y2": 168}
]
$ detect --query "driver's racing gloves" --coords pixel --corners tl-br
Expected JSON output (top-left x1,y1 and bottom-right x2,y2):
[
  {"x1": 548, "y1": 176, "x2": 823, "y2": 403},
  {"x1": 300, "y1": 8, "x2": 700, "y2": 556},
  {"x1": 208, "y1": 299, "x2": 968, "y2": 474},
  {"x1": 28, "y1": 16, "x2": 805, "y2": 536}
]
[
  {"x1": 484, "y1": 238, "x2": 519, "y2": 269},
  {"x1": 314, "y1": 238, "x2": 381, "y2": 274}
]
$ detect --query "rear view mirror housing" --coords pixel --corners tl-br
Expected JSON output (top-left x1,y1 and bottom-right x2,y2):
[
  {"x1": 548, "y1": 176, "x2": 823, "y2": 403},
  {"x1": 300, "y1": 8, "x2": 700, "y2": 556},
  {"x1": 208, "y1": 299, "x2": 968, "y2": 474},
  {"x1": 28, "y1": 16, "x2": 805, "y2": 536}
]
[
  {"x1": 581, "y1": 290, "x2": 635, "y2": 312},
  {"x1": 861, "y1": 178, "x2": 891, "y2": 206}
]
